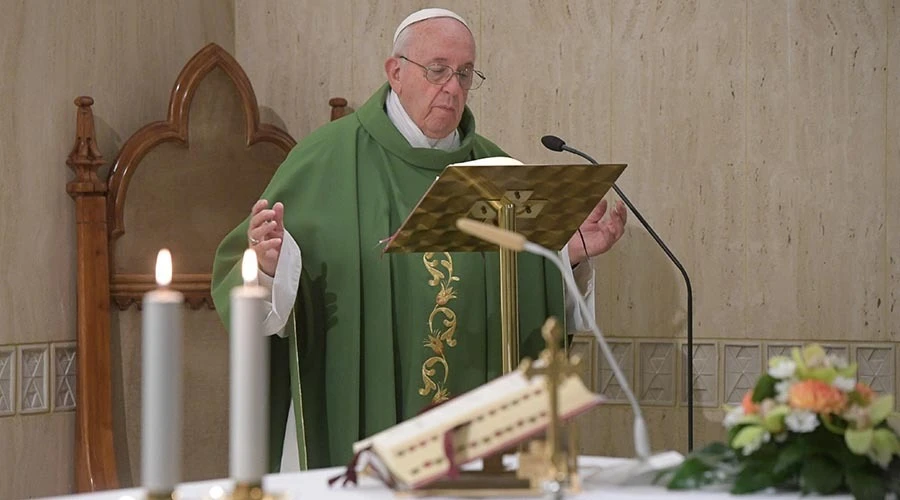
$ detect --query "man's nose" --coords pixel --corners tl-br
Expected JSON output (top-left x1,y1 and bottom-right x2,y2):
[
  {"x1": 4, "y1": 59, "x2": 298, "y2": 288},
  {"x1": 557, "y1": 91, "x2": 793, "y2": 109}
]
[{"x1": 442, "y1": 73, "x2": 465, "y2": 93}]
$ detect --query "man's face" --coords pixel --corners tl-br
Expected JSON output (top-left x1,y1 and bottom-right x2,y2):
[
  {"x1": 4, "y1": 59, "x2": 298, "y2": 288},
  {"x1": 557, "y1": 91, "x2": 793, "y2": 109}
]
[{"x1": 386, "y1": 19, "x2": 475, "y2": 139}]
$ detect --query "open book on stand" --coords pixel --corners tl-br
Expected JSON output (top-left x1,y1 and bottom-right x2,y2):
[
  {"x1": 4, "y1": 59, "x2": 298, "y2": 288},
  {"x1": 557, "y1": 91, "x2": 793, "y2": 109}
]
[{"x1": 344, "y1": 361, "x2": 603, "y2": 490}]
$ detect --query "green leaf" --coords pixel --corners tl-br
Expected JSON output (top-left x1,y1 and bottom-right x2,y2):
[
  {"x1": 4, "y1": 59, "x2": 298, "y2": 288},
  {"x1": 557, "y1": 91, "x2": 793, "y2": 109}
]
[
  {"x1": 791, "y1": 346, "x2": 806, "y2": 372},
  {"x1": 752, "y1": 374, "x2": 778, "y2": 402},
  {"x1": 771, "y1": 441, "x2": 806, "y2": 478},
  {"x1": 763, "y1": 405, "x2": 790, "y2": 433},
  {"x1": 665, "y1": 457, "x2": 712, "y2": 490},
  {"x1": 820, "y1": 414, "x2": 846, "y2": 435},
  {"x1": 735, "y1": 414, "x2": 764, "y2": 426},
  {"x1": 887, "y1": 458, "x2": 900, "y2": 494},
  {"x1": 662, "y1": 441, "x2": 738, "y2": 490},
  {"x1": 870, "y1": 395, "x2": 895, "y2": 426},
  {"x1": 870, "y1": 428, "x2": 900, "y2": 467},
  {"x1": 845, "y1": 428, "x2": 874, "y2": 455},
  {"x1": 816, "y1": 427, "x2": 869, "y2": 470},
  {"x1": 806, "y1": 366, "x2": 837, "y2": 383},
  {"x1": 846, "y1": 468, "x2": 887, "y2": 500},
  {"x1": 731, "y1": 425, "x2": 765, "y2": 452},
  {"x1": 800, "y1": 456, "x2": 843, "y2": 495},
  {"x1": 732, "y1": 464, "x2": 774, "y2": 494}
]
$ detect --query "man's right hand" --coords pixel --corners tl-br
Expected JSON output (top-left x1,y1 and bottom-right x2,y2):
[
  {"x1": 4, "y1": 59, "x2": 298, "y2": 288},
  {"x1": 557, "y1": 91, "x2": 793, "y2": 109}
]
[{"x1": 248, "y1": 199, "x2": 284, "y2": 277}]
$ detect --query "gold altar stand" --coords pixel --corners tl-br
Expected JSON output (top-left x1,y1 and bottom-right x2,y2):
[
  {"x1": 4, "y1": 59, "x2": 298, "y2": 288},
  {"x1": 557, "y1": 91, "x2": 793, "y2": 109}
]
[{"x1": 383, "y1": 161, "x2": 626, "y2": 496}]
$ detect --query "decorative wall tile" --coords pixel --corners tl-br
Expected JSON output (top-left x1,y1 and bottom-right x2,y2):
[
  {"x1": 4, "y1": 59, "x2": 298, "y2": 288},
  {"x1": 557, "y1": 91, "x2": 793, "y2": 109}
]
[
  {"x1": 639, "y1": 342, "x2": 675, "y2": 406},
  {"x1": 766, "y1": 343, "x2": 800, "y2": 361},
  {"x1": 51, "y1": 343, "x2": 76, "y2": 412},
  {"x1": 0, "y1": 347, "x2": 14, "y2": 416},
  {"x1": 822, "y1": 344, "x2": 850, "y2": 361},
  {"x1": 681, "y1": 343, "x2": 718, "y2": 407},
  {"x1": 597, "y1": 341, "x2": 633, "y2": 404},
  {"x1": 18, "y1": 345, "x2": 48, "y2": 414},
  {"x1": 856, "y1": 345, "x2": 894, "y2": 395},
  {"x1": 568, "y1": 335, "x2": 596, "y2": 392},
  {"x1": 724, "y1": 344, "x2": 761, "y2": 405}
]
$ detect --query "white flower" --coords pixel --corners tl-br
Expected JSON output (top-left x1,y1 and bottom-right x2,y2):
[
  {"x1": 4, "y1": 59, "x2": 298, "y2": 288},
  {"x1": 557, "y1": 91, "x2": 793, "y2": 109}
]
[
  {"x1": 768, "y1": 359, "x2": 797, "y2": 379},
  {"x1": 784, "y1": 410, "x2": 819, "y2": 433},
  {"x1": 831, "y1": 375, "x2": 856, "y2": 392},
  {"x1": 723, "y1": 407, "x2": 745, "y2": 429},
  {"x1": 828, "y1": 354, "x2": 848, "y2": 370},
  {"x1": 775, "y1": 380, "x2": 793, "y2": 403}
]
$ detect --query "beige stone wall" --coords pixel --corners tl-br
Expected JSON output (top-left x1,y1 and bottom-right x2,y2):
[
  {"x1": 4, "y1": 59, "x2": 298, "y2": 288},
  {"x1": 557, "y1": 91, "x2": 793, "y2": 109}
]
[
  {"x1": 0, "y1": 1, "x2": 234, "y2": 498},
  {"x1": 235, "y1": 0, "x2": 900, "y2": 457}
]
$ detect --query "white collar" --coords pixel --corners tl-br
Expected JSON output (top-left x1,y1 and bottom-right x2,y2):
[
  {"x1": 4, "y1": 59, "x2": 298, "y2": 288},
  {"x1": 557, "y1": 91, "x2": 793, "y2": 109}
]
[{"x1": 386, "y1": 89, "x2": 460, "y2": 151}]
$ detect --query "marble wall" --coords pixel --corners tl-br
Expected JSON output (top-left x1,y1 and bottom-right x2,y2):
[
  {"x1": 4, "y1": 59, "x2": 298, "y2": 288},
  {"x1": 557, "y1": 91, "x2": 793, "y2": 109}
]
[
  {"x1": 0, "y1": 1, "x2": 234, "y2": 498},
  {"x1": 235, "y1": 0, "x2": 899, "y2": 457}
]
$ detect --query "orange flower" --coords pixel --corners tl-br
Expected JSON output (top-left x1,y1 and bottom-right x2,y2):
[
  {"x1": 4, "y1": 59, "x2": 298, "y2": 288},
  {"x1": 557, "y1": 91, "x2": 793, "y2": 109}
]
[
  {"x1": 789, "y1": 379, "x2": 847, "y2": 414},
  {"x1": 855, "y1": 382, "x2": 875, "y2": 405},
  {"x1": 742, "y1": 391, "x2": 759, "y2": 415}
]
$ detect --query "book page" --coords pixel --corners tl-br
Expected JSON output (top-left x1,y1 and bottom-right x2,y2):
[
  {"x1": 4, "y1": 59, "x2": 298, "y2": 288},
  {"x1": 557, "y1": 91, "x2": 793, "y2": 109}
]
[{"x1": 449, "y1": 156, "x2": 524, "y2": 167}]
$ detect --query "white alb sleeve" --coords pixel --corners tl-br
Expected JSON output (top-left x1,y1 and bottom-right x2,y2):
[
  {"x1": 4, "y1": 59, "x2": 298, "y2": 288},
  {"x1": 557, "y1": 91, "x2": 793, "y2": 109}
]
[
  {"x1": 560, "y1": 242, "x2": 596, "y2": 333},
  {"x1": 256, "y1": 229, "x2": 303, "y2": 338}
]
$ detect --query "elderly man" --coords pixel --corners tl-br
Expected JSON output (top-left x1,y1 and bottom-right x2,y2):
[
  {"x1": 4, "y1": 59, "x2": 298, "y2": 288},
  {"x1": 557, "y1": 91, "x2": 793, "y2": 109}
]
[{"x1": 211, "y1": 8, "x2": 627, "y2": 472}]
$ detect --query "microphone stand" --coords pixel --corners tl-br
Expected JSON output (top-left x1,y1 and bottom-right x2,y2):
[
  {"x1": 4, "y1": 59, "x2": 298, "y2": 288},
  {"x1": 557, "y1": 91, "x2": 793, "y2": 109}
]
[
  {"x1": 454, "y1": 217, "x2": 686, "y2": 486},
  {"x1": 556, "y1": 144, "x2": 695, "y2": 452}
]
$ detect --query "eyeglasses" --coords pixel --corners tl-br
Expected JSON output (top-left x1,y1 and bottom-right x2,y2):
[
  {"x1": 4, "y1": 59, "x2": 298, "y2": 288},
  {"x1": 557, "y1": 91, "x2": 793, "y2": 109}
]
[{"x1": 399, "y1": 56, "x2": 486, "y2": 90}]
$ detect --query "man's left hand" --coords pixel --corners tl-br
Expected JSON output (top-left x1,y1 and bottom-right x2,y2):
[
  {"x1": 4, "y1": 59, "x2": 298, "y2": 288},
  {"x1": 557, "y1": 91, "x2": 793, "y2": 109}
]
[{"x1": 567, "y1": 199, "x2": 627, "y2": 266}]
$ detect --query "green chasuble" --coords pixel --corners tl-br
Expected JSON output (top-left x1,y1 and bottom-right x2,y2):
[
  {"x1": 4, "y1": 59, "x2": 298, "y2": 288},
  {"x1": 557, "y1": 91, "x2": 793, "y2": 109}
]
[{"x1": 211, "y1": 83, "x2": 565, "y2": 470}]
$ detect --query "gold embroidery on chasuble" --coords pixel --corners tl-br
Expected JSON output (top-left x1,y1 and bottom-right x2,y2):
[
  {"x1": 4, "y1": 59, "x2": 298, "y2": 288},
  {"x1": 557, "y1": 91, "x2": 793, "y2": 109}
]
[{"x1": 418, "y1": 252, "x2": 459, "y2": 403}]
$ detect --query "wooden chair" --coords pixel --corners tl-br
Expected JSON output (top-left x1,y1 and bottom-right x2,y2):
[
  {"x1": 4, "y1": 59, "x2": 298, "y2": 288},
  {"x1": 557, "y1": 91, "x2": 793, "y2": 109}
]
[{"x1": 66, "y1": 43, "x2": 349, "y2": 491}]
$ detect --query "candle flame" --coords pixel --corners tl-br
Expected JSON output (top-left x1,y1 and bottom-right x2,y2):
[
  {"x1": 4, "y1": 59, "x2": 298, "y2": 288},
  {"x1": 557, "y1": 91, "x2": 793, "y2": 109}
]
[
  {"x1": 155, "y1": 249, "x2": 172, "y2": 287},
  {"x1": 242, "y1": 249, "x2": 258, "y2": 285}
]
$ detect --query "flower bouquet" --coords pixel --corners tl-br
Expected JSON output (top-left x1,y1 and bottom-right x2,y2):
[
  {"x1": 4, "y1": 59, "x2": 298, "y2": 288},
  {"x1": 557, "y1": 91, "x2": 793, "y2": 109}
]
[{"x1": 659, "y1": 344, "x2": 900, "y2": 499}]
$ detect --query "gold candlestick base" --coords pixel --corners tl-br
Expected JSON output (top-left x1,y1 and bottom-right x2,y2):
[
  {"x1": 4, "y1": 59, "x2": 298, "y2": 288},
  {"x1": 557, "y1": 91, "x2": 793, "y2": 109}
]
[
  {"x1": 225, "y1": 482, "x2": 281, "y2": 500},
  {"x1": 146, "y1": 491, "x2": 176, "y2": 500},
  {"x1": 230, "y1": 482, "x2": 262, "y2": 500}
]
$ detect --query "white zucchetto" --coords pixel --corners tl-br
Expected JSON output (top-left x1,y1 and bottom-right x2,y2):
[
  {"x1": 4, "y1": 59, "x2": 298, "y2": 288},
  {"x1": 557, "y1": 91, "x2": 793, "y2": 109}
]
[{"x1": 392, "y1": 8, "x2": 471, "y2": 44}]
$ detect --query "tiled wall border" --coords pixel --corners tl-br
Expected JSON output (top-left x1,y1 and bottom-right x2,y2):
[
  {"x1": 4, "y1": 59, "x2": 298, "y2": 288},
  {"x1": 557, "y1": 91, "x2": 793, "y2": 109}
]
[
  {"x1": 0, "y1": 345, "x2": 15, "y2": 417},
  {"x1": 2, "y1": 338, "x2": 898, "y2": 417},
  {"x1": 568, "y1": 335, "x2": 598, "y2": 393},
  {"x1": 575, "y1": 336, "x2": 900, "y2": 411},
  {"x1": 637, "y1": 341, "x2": 676, "y2": 406},
  {"x1": 596, "y1": 340, "x2": 634, "y2": 404},
  {"x1": 51, "y1": 342, "x2": 77, "y2": 412},
  {"x1": 680, "y1": 342, "x2": 718, "y2": 407},
  {"x1": 18, "y1": 344, "x2": 49, "y2": 414},
  {"x1": 0, "y1": 341, "x2": 76, "y2": 418}
]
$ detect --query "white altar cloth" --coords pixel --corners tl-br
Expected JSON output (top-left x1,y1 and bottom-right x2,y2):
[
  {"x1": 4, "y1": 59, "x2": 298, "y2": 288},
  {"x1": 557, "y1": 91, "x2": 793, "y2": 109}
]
[{"x1": 44, "y1": 456, "x2": 852, "y2": 500}]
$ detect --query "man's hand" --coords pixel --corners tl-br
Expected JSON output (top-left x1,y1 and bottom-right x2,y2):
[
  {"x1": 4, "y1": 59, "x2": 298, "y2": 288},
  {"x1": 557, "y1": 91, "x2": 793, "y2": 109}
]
[
  {"x1": 567, "y1": 199, "x2": 627, "y2": 266},
  {"x1": 248, "y1": 199, "x2": 284, "y2": 277}
]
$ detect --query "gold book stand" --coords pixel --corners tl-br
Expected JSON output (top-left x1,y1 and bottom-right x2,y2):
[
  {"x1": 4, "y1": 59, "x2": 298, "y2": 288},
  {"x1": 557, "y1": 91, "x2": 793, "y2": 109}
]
[{"x1": 384, "y1": 161, "x2": 626, "y2": 496}]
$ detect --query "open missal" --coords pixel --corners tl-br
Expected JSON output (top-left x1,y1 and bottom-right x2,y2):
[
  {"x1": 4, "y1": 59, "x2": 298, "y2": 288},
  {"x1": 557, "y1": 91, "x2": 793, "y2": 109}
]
[{"x1": 347, "y1": 363, "x2": 604, "y2": 490}]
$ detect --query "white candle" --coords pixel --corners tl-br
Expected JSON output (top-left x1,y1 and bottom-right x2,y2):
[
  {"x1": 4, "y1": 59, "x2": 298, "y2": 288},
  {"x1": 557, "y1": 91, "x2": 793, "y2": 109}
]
[
  {"x1": 230, "y1": 249, "x2": 269, "y2": 483},
  {"x1": 142, "y1": 249, "x2": 183, "y2": 494}
]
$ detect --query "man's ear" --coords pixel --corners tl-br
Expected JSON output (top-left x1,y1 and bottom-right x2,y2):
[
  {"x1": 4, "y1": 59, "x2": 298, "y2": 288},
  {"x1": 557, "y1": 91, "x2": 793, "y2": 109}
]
[{"x1": 385, "y1": 57, "x2": 402, "y2": 93}]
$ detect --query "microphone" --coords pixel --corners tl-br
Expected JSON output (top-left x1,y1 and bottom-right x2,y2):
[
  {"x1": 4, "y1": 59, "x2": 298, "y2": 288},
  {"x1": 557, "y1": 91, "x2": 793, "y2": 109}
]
[
  {"x1": 456, "y1": 218, "x2": 651, "y2": 460},
  {"x1": 541, "y1": 135, "x2": 695, "y2": 452}
]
